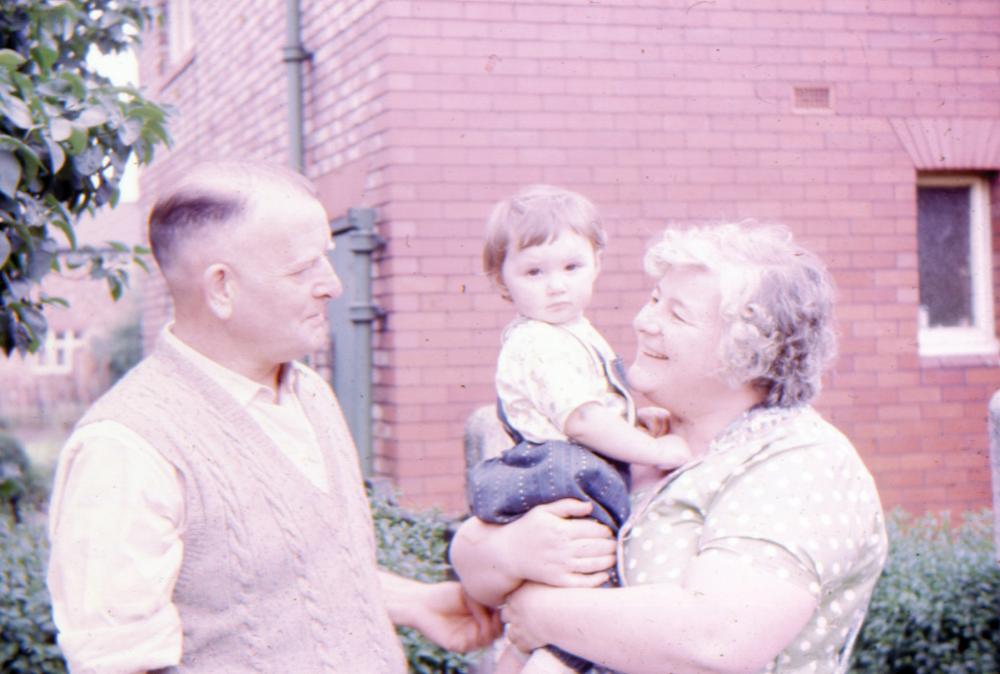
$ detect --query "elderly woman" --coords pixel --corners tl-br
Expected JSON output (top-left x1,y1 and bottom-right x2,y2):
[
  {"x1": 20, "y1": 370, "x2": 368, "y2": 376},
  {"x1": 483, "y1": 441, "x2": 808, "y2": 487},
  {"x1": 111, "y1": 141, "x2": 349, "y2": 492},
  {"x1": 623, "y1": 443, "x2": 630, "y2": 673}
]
[{"x1": 451, "y1": 223, "x2": 888, "y2": 674}]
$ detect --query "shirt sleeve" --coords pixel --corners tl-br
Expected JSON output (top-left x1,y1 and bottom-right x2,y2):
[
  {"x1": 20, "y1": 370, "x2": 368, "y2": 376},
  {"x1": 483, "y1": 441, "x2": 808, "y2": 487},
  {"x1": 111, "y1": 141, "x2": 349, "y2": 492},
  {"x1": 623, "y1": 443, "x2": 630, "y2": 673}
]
[
  {"x1": 498, "y1": 322, "x2": 607, "y2": 435},
  {"x1": 47, "y1": 421, "x2": 185, "y2": 674},
  {"x1": 697, "y1": 441, "x2": 876, "y2": 598}
]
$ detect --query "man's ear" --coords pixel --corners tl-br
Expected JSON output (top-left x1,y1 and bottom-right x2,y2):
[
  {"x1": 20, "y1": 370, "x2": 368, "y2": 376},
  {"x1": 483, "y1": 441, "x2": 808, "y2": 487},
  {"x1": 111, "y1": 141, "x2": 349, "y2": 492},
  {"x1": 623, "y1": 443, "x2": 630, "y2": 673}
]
[{"x1": 203, "y1": 263, "x2": 235, "y2": 319}]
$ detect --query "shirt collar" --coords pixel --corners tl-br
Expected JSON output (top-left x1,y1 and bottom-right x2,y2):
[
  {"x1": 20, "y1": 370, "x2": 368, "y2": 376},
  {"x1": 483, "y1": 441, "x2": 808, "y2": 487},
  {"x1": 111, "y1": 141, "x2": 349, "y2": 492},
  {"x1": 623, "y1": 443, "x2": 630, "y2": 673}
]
[{"x1": 162, "y1": 325, "x2": 300, "y2": 407}]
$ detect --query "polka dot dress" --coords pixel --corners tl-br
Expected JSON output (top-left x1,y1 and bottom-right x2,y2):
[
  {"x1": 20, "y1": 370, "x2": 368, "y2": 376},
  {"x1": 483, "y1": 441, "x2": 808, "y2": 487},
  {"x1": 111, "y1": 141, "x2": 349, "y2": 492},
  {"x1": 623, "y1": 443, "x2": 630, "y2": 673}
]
[{"x1": 615, "y1": 406, "x2": 888, "y2": 674}]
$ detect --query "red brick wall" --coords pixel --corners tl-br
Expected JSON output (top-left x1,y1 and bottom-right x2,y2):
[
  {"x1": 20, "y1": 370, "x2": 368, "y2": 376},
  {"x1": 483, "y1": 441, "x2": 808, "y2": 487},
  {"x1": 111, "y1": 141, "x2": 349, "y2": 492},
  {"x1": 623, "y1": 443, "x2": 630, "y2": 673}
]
[
  {"x1": 137, "y1": 0, "x2": 295, "y2": 342},
  {"x1": 138, "y1": 1, "x2": 1000, "y2": 514}
]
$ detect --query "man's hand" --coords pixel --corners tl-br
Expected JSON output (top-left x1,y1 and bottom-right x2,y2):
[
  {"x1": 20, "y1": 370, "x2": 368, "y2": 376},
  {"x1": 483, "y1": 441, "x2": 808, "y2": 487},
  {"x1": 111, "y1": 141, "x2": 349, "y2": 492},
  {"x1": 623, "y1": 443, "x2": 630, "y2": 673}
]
[
  {"x1": 380, "y1": 573, "x2": 501, "y2": 652},
  {"x1": 411, "y1": 581, "x2": 501, "y2": 652}
]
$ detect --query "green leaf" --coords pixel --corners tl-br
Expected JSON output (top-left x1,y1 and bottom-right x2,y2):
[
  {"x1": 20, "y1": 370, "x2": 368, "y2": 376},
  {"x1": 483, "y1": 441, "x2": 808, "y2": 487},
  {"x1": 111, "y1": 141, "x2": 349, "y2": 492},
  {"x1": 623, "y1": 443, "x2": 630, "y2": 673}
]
[
  {"x1": 73, "y1": 145, "x2": 103, "y2": 175},
  {"x1": 0, "y1": 95, "x2": 33, "y2": 129},
  {"x1": 66, "y1": 125, "x2": 88, "y2": 155},
  {"x1": 59, "y1": 71, "x2": 86, "y2": 100},
  {"x1": 107, "y1": 275, "x2": 123, "y2": 301},
  {"x1": 49, "y1": 117, "x2": 71, "y2": 142},
  {"x1": 0, "y1": 150, "x2": 20, "y2": 199},
  {"x1": 0, "y1": 232, "x2": 9, "y2": 268},
  {"x1": 0, "y1": 135, "x2": 42, "y2": 184},
  {"x1": 119, "y1": 117, "x2": 142, "y2": 145},
  {"x1": 30, "y1": 45, "x2": 58, "y2": 75},
  {"x1": 75, "y1": 106, "x2": 108, "y2": 128},
  {"x1": 44, "y1": 136, "x2": 65, "y2": 173},
  {"x1": 40, "y1": 294, "x2": 69, "y2": 308},
  {"x1": 0, "y1": 50, "x2": 26, "y2": 70},
  {"x1": 7, "y1": 279, "x2": 32, "y2": 302},
  {"x1": 14, "y1": 303, "x2": 46, "y2": 348}
]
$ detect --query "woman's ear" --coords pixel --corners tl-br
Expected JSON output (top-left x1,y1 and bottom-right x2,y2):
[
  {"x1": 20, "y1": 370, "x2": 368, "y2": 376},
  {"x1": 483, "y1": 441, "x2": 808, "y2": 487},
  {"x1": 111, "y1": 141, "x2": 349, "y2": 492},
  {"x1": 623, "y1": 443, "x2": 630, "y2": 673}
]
[{"x1": 203, "y1": 263, "x2": 235, "y2": 319}]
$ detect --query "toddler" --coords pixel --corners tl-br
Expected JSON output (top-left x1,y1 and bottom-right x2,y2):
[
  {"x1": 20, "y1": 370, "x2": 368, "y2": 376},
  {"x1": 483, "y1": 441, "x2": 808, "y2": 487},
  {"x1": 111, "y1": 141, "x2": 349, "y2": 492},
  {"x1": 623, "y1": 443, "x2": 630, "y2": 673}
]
[{"x1": 467, "y1": 185, "x2": 690, "y2": 674}]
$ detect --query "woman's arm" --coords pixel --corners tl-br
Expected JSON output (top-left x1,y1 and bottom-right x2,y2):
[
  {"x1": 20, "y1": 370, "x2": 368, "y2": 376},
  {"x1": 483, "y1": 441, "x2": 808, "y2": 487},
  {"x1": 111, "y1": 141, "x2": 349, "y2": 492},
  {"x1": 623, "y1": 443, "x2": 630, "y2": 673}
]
[
  {"x1": 449, "y1": 499, "x2": 617, "y2": 607},
  {"x1": 502, "y1": 552, "x2": 817, "y2": 674}
]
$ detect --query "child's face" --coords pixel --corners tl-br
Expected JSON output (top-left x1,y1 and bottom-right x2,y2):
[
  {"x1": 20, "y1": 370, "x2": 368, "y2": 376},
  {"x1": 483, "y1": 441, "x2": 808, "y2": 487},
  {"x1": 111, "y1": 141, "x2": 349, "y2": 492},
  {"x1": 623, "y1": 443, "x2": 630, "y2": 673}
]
[{"x1": 499, "y1": 230, "x2": 600, "y2": 325}]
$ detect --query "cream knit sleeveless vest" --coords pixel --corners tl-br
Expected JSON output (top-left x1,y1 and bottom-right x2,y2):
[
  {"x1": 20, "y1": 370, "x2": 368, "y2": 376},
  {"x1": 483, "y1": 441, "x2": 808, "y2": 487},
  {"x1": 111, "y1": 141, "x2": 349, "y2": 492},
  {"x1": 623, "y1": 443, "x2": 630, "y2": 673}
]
[{"x1": 79, "y1": 337, "x2": 407, "y2": 673}]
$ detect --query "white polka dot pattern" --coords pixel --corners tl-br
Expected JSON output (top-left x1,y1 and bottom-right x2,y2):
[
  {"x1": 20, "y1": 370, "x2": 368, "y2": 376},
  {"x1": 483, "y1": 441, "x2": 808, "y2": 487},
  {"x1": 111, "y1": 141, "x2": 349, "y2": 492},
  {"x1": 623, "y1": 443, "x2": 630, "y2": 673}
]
[{"x1": 618, "y1": 406, "x2": 888, "y2": 674}]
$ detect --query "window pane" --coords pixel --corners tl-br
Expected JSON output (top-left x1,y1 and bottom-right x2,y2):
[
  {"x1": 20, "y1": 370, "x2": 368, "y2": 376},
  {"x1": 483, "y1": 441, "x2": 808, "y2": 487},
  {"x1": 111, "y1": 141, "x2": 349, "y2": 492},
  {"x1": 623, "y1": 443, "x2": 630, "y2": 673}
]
[{"x1": 917, "y1": 186, "x2": 971, "y2": 328}]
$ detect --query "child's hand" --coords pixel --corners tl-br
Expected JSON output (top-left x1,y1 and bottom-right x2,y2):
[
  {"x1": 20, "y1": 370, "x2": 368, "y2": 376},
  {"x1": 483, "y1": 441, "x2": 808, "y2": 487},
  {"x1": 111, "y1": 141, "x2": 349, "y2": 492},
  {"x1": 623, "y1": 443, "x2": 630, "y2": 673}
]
[
  {"x1": 637, "y1": 406, "x2": 671, "y2": 437},
  {"x1": 652, "y1": 433, "x2": 691, "y2": 470}
]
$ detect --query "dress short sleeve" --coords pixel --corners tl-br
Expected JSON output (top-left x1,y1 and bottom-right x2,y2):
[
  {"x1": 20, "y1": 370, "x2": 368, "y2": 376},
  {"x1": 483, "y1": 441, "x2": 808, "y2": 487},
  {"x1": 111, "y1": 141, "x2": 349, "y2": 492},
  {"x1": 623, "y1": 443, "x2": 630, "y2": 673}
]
[
  {"x1": 621, "y1": 407, "x2": 887, "y2": 673},
  {"x1": 698, "y1": 441, "x2": 884, "y2": 598}
]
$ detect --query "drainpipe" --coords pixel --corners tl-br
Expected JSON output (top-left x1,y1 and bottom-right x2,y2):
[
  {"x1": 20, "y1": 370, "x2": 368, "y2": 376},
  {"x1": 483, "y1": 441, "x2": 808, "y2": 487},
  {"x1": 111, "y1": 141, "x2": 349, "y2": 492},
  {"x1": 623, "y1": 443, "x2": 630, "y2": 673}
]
[
  {"x1": 283, "y1": 0, "x2": 309, "y2": 172},
  {"x1": 329, "y1": 209, "x2": 384, "y2": 474}
]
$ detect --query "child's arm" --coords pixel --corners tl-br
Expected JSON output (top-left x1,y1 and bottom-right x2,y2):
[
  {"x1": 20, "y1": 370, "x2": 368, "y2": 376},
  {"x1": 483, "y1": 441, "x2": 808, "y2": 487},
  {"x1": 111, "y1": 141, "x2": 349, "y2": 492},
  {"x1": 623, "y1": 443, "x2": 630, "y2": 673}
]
[{"x1": 563, "y1": 402, "x2": 690, "y2": 469}]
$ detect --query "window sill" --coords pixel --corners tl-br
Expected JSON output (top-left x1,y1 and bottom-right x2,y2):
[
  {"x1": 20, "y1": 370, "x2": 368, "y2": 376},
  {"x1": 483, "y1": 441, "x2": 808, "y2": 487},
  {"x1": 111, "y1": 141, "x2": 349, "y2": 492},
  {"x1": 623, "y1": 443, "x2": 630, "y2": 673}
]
[{"x1": 919, "y1": 351, "x2": 1000, "y2": 369}]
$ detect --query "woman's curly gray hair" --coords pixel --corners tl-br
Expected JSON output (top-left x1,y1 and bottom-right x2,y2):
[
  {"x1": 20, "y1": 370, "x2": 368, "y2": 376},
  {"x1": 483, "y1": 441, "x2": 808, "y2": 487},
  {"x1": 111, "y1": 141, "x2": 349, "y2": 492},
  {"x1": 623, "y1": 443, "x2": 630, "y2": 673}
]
[{"x1": 644, "y1": 222, "x2": 837, "y2": 407}]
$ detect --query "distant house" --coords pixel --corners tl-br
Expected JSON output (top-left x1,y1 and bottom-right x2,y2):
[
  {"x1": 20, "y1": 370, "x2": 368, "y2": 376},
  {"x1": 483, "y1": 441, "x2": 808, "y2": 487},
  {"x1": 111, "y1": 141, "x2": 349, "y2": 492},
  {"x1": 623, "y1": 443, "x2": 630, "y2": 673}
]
[
  {"x1": 0, "y1": 202, "x2": 145, "y2": 428},
  {"x1": 137, "y1": 1, "x2": 1000, "y2": 514}
]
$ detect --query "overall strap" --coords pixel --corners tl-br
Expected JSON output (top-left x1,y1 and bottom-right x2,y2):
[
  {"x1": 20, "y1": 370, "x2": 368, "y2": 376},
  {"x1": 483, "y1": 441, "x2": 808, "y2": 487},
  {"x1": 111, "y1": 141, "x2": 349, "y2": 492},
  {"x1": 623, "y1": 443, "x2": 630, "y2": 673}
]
[{"x1": 497, "y1": 323, "x2": 636, "y2": 441}]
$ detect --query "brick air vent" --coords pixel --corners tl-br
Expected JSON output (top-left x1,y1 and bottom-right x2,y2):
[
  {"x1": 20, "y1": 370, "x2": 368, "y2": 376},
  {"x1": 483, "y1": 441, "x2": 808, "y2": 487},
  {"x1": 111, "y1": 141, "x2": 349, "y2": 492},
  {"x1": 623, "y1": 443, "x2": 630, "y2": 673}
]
[{"x1": 793, "y1": 85, "x2": 831, "y2": 111}]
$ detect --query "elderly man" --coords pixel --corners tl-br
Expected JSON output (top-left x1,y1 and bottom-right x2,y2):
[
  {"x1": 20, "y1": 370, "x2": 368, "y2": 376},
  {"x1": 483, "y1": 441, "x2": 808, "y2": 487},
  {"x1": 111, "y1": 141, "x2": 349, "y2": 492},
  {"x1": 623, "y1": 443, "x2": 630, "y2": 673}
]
[{"x1": 47, "y1": 162, "x2": 498, "y2": 673}]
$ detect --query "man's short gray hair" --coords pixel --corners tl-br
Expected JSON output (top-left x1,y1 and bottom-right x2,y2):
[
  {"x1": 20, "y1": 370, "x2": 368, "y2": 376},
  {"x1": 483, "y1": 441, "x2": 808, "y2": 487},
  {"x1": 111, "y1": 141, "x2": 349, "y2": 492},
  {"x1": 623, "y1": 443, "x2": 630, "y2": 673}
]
[
  {"x1": 644, "y1": 222, "x2": 837, "y2": 407},
  {"x1": 148, "y1": 161, "x2": 317, "y2": 273}
]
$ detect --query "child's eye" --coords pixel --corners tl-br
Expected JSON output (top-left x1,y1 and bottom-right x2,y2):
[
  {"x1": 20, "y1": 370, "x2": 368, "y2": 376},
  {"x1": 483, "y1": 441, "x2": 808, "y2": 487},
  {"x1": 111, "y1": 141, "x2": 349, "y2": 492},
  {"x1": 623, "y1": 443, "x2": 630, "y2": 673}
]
[
  {"x1": 565, "y1": 262, "x2": 580, "y2": 271},
  {"x1": 526, "y1": 268, "x2": 542, "y2": 277}
]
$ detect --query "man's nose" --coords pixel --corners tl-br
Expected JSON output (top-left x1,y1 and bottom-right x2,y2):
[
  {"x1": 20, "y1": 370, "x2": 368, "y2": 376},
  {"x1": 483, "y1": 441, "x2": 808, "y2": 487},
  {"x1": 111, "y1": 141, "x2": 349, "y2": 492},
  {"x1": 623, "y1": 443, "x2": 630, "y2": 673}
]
[{"x1": 316, "y1": 257, "x2": 343, "y2": 299}]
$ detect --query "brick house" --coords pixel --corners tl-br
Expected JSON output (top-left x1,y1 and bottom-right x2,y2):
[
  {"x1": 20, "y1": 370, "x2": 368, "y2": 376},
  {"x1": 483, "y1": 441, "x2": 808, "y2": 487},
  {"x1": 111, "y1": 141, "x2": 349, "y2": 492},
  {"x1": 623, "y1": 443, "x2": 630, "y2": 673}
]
[
  {"x1": 137, "y1": 0, "x2": 1000, "y2": 514},
  {"x1": 0, "y1": 203, "x2": 144, "y2": 428}
]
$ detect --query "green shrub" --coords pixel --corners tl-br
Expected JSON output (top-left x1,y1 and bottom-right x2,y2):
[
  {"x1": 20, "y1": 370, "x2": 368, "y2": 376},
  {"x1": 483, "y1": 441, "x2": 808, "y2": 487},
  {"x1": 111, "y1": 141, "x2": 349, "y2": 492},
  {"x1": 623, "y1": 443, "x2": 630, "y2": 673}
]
[
  {"x1": 368, "y1": 485, "x2": 477, "y2": 674},
  {"x1": 0, "y1": 514, "x2": 66, "y2": 673},
  {"x1": 0, "y1": 431, "x2": 47, "y2": 522},
  {"x1": 92, "y1": 317, "x2": 143, "y2": 385},
  {"x1": 850, "y1": 508, "x2": 999, "y2": 674}
]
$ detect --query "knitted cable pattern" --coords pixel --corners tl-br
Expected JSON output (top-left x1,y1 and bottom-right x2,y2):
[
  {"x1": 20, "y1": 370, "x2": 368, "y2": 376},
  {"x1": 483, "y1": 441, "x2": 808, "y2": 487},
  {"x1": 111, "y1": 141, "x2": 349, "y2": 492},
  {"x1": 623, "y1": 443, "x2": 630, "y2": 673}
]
[{"x1": 79, "y1": 339, "x2": 404, "y2": 673}]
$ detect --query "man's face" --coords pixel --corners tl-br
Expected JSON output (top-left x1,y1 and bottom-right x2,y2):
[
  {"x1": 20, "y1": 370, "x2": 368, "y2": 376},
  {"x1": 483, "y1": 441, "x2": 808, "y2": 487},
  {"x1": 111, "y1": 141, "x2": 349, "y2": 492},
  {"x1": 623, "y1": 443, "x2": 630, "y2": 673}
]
[{"x1": 224, "y1": 183, "x2": 342, "y2": 365}]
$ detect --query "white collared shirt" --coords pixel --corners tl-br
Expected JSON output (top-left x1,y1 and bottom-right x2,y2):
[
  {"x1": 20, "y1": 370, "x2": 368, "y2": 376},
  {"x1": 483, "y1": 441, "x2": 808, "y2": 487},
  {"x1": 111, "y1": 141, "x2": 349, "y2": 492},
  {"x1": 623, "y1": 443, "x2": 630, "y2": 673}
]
[{"x1": 47, "y1": 327, "x2": 329, "y2": 674}]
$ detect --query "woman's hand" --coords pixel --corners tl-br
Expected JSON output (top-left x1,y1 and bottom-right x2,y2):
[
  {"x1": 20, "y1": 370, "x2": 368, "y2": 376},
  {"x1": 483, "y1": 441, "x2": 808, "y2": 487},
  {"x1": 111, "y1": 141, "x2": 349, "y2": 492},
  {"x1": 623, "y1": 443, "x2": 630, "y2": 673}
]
[
  {"x1": 500, "y1": 582, "x2": 552, "y2": 653},
  {"x1": 504, "y1": 499, "x2": 617, "y2": 588},
  {"x1": 450, "y1": 499, "x2": 616, "y2": 607}
]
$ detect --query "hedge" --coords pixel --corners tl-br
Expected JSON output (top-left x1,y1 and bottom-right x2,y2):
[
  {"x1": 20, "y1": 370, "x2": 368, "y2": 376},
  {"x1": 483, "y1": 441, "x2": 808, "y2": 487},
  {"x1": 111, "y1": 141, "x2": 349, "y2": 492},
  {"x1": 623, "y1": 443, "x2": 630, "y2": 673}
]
[
  {"x1": 2, "y1": 503, "x2": 995, "y2": 673},
  {"x1": 0, "y1": 486, "x2": 475, "y2": 674},
  {"x1": 0, "y1": 514, "x2": 64, "y2": 673},
  {"x1": 849, "y1": 509, "x2": 999, "y2": 674},
  {"x1": 368, "y1": 486, "x2": 477, "y2": 673}
]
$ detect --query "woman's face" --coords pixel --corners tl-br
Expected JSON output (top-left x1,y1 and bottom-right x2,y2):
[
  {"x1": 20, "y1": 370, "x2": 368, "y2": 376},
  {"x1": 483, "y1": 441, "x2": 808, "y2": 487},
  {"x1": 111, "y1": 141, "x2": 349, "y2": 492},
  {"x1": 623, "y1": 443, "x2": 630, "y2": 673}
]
[{"x1": 629, "y1": 266, "x2": 729, "y2": 415}]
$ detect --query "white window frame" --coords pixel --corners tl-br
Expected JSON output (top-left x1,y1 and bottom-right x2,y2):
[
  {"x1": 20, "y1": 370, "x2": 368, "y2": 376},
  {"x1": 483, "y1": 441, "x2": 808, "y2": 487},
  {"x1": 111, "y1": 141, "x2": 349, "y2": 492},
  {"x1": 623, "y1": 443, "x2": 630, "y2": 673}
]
[
  {"x1": 165, "y1": 0, "x2": 194, "y2": 66},
  {"x1": 31, "y1": 329, "x2": 85, "y2": 375},
  {"x1": 917, "y1": 173, "x2": 998, "y2": 357}
]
